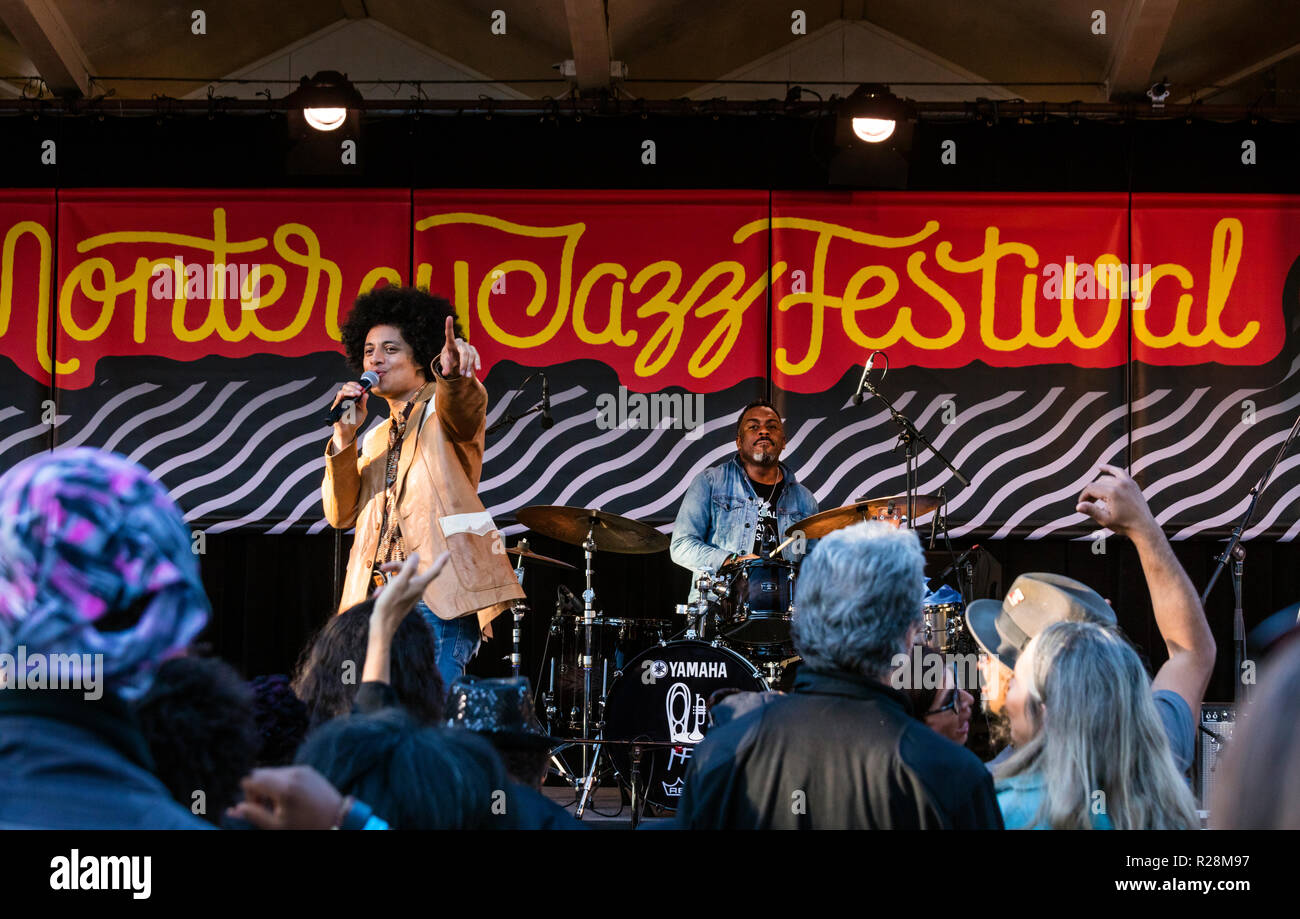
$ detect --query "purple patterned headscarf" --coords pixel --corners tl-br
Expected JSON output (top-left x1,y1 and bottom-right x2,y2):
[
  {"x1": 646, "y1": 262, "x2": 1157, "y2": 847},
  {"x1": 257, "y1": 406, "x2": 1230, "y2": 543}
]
[{"x1": 0, "y1": 448, "x2": 210, "y2": 700}]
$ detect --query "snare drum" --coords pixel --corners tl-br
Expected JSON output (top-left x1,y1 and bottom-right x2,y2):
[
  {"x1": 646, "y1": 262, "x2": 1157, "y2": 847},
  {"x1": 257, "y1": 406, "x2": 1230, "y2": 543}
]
[
  {"x1": 603, "y1": 640, "x2": 768, "y2": 811},
  {"x1": 922, "y1": 602, "x2": 964, "y2": 653}
]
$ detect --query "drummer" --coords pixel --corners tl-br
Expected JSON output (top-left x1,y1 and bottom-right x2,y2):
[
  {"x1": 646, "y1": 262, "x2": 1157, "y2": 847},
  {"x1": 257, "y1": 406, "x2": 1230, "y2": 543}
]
[{"x1": 670, "y1": 400, "x2": 819, "y2": 600}]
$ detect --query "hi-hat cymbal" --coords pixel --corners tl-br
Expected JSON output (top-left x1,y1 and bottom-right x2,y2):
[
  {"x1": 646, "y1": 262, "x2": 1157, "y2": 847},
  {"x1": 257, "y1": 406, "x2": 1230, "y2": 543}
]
[
  {"x1": 787, "y1": 494, "x2": 942, "y2": 539},
  {"x1": 516, "y1": 505, "x2": 670, "y2": 555},
  {"x1": 505, "y1": 540, "x2": 576, "y2": 570}
]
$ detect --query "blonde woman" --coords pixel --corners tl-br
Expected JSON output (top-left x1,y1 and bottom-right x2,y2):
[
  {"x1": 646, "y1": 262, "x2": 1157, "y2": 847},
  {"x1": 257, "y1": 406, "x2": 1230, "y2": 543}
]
[{"x1": 995, "y1": 621, "x2": 1199, "y2": 830}]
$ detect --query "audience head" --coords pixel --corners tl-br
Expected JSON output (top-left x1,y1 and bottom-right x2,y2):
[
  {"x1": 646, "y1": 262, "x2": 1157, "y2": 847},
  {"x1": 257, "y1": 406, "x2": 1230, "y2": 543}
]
[
  {"x1": 997, "y1": 620, "x2": 1198, "y2": 829},
  {"x1": 1210, "y1": 637, "x2": 1300, "y2": 829},
  {"x1": 134, "y1": 656, "x2": 259, "y2": 824},
  {"x1": 968, "y1": 573, "x2": 1115, "y2": 714},
  {"x1": 792, "y1": 522, "x2": 924, "y2": 681},
  {"x1": 249, "y1": 674, "x2": 309, "y2": 766},
  {"x1": 292, "y1": 599, "x2": 443, "y2": 729},
  {"x1": 0, "y1": 448, "x2": 210, "y2": 700},
  {"x1": 900, "y1": 647, "x2": 974, "y2": 746},
  {"x1": 296, "y1": 707, "x2": 509, "y2": 829},
  {"x1": 445, "y1": 676, "x2": 556, "y2": 789}
]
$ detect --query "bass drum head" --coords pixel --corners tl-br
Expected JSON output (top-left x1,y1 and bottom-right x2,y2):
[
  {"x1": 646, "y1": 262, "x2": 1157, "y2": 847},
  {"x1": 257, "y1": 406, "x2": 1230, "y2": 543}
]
[{"x1": 603, "y1": 640, "x2": 768, "y2": 812}]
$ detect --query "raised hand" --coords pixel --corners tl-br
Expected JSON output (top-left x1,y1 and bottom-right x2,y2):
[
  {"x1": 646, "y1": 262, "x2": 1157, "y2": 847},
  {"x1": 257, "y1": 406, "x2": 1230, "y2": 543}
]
[
  {"x1": 438, "y1": 315, "x2": 482, "y2": 380},
  {"x1": 1076, "y1": 462, "x2": 1158, "y2": 539},
  {"x1": 371, "y1": 551, "x2": 450, "y2": 638}
]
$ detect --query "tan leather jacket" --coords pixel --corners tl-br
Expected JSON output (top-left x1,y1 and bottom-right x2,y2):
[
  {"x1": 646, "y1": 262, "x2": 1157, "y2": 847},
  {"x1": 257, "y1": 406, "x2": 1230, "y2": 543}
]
[{"x1": 322, "y1": 374, "x2": 524, "y2": 633}]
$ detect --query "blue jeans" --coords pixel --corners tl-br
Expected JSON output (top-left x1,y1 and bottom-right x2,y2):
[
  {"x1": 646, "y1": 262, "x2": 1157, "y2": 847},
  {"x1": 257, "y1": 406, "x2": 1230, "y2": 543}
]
[{"x1": 416, "y1": 601, "x2": 481, "y2": 693}]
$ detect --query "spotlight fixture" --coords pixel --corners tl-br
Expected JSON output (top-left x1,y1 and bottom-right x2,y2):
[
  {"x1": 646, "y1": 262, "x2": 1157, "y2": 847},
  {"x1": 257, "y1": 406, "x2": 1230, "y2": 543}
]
[
  {"x1": 283, "y1": 71, "x2": 364, "y2": 131},
  {"x1": 1147, "y1": 78, "x2": 1171, "y2": 110},
  {"x1": 837, "y1": 84, "x2": 909, "y2": 144},
  {"x1": 830, "y1": 84, "x2": 913, "y2": 189}
]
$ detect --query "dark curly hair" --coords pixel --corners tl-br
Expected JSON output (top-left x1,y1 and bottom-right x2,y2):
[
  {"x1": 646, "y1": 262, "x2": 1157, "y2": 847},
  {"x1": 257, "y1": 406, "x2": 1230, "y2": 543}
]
[
  {"x1": 339, "y1": 285, "x2": 461, "y2": 378},
  {"x1": 291, "y1": 600, "x2": 445, "y2": 730},
  {"x1": 248, "y1": 674, "x2": 309, "y2": 767},
  {"x1": 133, "y1": 656, "x2": 259, "y2": 825},
  {"x1": 296, "y1": 708, "x2": 510, "y2": 830}
]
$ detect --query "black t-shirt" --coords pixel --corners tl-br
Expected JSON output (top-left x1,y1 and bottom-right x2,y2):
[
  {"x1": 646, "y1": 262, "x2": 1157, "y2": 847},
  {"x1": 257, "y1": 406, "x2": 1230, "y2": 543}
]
[{"x1": 748, "y1": 474, "x2": 785, "y2": 555}]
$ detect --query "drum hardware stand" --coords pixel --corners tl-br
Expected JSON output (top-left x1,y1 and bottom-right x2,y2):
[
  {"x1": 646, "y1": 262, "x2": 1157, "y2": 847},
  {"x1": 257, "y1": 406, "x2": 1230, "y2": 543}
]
[
  {"x1": 628, "y1": 745, "x2": 646, "y2": 829},
  {"x1": 575, "y1": 741, "x2": 604, "y2": 818},
  {"x1": 508, "y1": 545, "x2": 528, "y2": 678},
  {"x1": 565, "y1": 739, "x2": 677, "y2": 826},
  {"x1": 580, "y1": 518, "x2": 599, "y2": 775},
  {"x1": 858, "y1": 372, "x2": 970, "y2": 527},
  {"x1": 509, "y1": 601, "x2": 528, "y2": 678},
  {"x1": 1200, "y1": 407, "x2": 1300, "y2": 707},
  {"x1": 677, "y1": 604, "x2": 699, "y2": 640},
  {"x1": 547, "y1": 742, "x2": 583, "y2": 788}
]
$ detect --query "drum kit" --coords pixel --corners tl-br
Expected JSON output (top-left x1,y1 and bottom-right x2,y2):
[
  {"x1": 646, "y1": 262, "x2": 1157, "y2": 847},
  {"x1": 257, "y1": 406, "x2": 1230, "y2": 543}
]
[
  {"x1": 504, "y1": 489, "x2": 978, "y2": 820},
  {"x1": 483, "y1": 352, "x2": 983, "y2": 822}
]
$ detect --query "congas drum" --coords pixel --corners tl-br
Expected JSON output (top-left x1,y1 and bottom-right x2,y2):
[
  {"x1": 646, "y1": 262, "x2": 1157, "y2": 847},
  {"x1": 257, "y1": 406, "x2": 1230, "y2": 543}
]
[{"x1": 602, "y1": 640, "x2": 768, "y2": 811}]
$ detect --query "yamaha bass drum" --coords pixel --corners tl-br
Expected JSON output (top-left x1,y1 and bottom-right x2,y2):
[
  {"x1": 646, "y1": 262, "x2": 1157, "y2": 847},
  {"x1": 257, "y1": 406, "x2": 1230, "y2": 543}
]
[{"x1": 601, "y1": 640, "x2": 768, "y2": 812}]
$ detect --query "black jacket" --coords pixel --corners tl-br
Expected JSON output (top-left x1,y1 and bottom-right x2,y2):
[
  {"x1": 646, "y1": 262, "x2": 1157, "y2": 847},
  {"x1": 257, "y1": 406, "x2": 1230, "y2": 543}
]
[
  {"x1": 0, "y1": 690, "x2": 211, "y2": 830},
  {"x1": 673, "y1": 668, "x2": 1004, "y2": 830}
]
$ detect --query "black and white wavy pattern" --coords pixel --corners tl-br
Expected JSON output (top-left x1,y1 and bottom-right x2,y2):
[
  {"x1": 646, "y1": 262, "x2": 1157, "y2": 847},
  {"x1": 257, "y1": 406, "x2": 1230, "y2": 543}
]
[
  {"x1": 1132, "y1": 353, "x2": 1300, "y2": 542},
  {"x1": 2, "y1": 350, "x2": 1299, "y2": 540}
]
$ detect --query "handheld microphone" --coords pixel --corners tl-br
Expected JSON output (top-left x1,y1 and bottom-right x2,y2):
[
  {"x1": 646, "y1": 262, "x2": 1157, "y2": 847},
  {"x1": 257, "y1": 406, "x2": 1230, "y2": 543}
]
[
  {"x1": 849, "y1": 352, "x2": 877, "y2": 406},
  {"x1": 540, "y1": 373, "x2": 554, "y2": 429},
  {"x1": 325, "y1": 371, "x2": 379, "y2": 426}
]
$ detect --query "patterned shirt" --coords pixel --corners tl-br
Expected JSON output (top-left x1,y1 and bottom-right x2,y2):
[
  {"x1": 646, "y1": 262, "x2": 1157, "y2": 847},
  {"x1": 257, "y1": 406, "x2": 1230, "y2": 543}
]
[{"x1": 375, "y1": 399, "x2": 418, "y2": 570}]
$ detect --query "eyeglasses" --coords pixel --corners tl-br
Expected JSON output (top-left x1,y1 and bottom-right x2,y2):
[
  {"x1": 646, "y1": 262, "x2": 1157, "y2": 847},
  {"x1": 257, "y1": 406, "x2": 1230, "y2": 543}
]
[{"x1": 925, "y1": 663, "x2": 962, "y2": 716}]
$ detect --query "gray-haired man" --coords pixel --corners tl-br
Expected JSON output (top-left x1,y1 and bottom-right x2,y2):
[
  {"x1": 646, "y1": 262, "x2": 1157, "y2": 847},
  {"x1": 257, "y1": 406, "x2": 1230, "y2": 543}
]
[{"x1": 673, "y1": 521, "x2": 1003, "y2": 829}]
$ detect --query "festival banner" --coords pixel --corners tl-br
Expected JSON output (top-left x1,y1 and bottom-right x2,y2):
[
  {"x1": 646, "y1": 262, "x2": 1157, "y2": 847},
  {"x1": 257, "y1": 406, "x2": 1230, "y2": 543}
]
[
  {"x1": 48, "y1": 190, "x2": 409, "y2": 530},
  {"x1": 0, "y1": 188, "x2": 1294, "y2": 539},
  {"x1": 413, "y1": 190, "x2": 770, "y2": 530},
  {"x1": 767, "y1": 192, "x2": 1131, "y2": 540},
  {"x1": 1129, "y1": 195, "x2": 1300, "y2": 541},
  {"x1": 0, "y1": 190, "x2": 56, "y2": 469}
]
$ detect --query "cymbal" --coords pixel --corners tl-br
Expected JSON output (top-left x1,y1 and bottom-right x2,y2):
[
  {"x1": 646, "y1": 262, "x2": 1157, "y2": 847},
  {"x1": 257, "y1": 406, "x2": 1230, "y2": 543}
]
[
  {"x1": 505, "y1": 540, "x2": 576, "y2": 571},
  {"x1": 516, "y1": 505, "x2": 670, "y2": 555},
  {"x1": 787, "y1": 494, "x2": 942, "y2": 539}
]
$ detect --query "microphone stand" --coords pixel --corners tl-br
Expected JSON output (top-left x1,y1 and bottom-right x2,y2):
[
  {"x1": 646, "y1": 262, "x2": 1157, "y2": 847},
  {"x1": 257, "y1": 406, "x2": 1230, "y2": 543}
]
[
  {"x1": 486, "y1": 372, "x2": 546, "y2": 435},
  {"x1": 486, "y1": 401, "x2": 544, "y2": 435},
  {"x1": 1200, "y1": 408, "x2": 1300, "y2": 706},
  {"x1": 857, "y1": 373, "x2": 971, "y2": 528}
]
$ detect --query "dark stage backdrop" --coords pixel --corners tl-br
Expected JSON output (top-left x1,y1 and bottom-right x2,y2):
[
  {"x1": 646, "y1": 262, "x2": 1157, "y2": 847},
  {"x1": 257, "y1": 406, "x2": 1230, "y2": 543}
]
[{"x1": 1, "y1": 184, "x2": 1299, "y2": 702}]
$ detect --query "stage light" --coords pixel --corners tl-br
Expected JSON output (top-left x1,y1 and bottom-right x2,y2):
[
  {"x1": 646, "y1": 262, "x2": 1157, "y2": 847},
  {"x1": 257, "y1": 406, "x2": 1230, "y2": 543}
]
[
  {"x1": 283, "y1": 71, "x2": 363, "y2": 132},
  {"x1": 304, "y1": 107, "x2": 347, "y2": 131},
  {"x1": 1147, "y1": 78, "x2": 1171, "y2": 111},
  {"x1": 838, "y1": 85, "x2": 908, "y2": 145},
  {"x1": 851, "y1": 117, "x2": 896, "y2": 143},
  {"x1": 830, "y1": 85, "x2": 913, "y2": 189}
]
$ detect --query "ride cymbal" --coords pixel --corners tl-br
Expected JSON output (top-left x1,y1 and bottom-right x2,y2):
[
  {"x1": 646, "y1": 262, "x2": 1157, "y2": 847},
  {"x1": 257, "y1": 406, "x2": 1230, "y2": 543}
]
[
  {"x1": 516, "y1": 505, "x2": 670, "y2": 555},
  {"x1": 787, "y1": 494, "x2": 942, "y2": 538}
]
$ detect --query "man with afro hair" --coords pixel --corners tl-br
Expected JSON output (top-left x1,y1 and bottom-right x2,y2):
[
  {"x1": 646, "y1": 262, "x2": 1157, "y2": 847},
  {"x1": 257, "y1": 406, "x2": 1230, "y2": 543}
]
[{"x1": 323, "y1": 286, "x2": 524, "y2": 689}]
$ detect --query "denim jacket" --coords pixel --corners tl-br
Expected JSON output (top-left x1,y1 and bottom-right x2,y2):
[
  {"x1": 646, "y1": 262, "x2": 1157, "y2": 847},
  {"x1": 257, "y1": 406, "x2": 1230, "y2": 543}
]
[
  {"x1": 995, "y1": 772, "x2": 1114, "y2": 830},
  {"x1": 670, "y1": 454, "x2": 819, "y2": 598}
]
